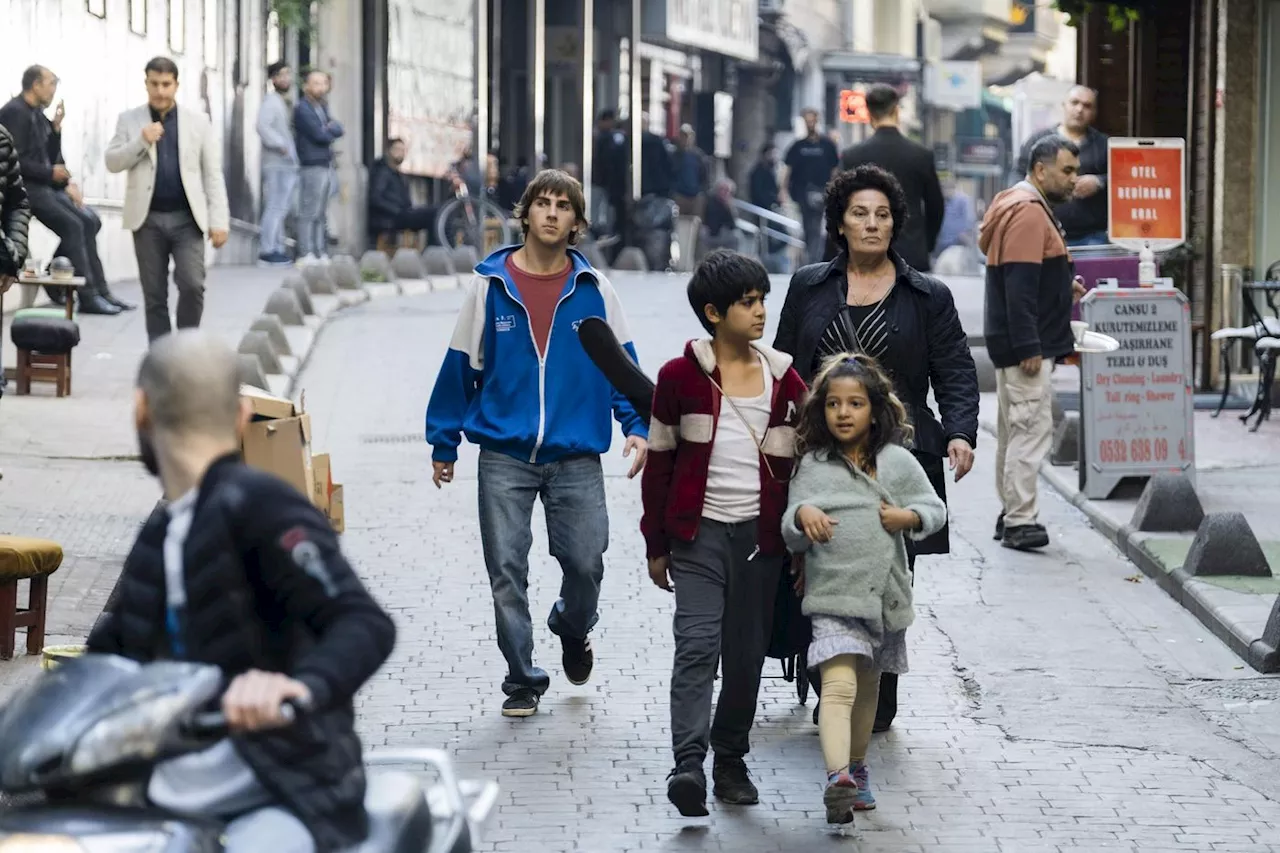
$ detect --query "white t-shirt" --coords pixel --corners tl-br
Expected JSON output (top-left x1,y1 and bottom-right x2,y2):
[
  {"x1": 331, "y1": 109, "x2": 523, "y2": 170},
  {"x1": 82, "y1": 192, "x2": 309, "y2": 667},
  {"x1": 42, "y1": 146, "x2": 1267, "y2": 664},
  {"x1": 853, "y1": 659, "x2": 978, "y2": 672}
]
[{"x1": 703, "y1": 357, "x2": 773, "y2": 524}]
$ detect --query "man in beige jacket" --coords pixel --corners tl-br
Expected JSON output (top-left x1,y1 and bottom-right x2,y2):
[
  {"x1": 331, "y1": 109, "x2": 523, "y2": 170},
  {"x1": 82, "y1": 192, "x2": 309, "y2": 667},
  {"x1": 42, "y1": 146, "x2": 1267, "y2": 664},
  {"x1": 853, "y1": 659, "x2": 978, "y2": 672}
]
[{"x1": 106, "y1": 56, "x2": 229, "y2": 342}]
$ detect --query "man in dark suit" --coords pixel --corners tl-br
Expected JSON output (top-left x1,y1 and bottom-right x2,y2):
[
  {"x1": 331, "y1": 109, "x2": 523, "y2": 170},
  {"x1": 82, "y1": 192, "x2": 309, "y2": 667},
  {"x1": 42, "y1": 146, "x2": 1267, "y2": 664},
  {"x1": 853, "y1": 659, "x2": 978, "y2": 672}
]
[{"x1": 836, "y1": 84, "x2": 944, "y2": 271}]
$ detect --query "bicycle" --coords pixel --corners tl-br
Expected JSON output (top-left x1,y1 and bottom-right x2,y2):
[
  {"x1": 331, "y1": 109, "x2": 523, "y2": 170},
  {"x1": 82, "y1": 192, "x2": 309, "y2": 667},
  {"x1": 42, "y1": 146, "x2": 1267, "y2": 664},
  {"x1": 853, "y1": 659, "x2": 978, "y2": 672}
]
[{"x1": 435, "y1": 186, "x2": 520, "y2": 254}]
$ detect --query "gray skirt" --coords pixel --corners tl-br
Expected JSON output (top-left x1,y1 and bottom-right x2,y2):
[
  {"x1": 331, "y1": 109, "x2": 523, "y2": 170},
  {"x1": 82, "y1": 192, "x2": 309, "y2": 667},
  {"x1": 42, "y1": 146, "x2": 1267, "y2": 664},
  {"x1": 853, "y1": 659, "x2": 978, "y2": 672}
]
[{"x1": 807, "y1": 614, "x2": 909, "y2": 675}]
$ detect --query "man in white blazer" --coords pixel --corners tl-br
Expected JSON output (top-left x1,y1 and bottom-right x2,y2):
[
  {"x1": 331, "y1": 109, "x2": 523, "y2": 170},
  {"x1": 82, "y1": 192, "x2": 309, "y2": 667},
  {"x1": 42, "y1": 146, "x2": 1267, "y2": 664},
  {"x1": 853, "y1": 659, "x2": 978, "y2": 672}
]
[{"x1": 106, "y1": 56, "x2": 229, "y2": 342}]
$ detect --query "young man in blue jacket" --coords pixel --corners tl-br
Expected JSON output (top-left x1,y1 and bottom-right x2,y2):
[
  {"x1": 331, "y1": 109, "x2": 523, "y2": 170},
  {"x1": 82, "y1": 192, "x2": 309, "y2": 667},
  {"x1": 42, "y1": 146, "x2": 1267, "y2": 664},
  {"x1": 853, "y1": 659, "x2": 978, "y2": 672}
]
[{"x1": 426, "y1": 169, "x2": 649, "y2": 717}]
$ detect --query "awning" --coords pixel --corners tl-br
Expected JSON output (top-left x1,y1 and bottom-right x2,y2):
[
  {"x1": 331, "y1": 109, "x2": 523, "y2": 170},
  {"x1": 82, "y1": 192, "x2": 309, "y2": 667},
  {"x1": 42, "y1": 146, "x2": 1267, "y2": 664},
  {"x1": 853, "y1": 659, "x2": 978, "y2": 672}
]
[{"x1": 821, "y1": 52, "x2": 922, "y2": 85}]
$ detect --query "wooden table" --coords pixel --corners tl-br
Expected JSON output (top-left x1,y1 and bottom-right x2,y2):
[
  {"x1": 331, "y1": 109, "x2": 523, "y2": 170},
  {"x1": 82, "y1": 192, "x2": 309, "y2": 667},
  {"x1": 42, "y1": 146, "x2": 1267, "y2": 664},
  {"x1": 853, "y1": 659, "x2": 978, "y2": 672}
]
[{"x1": 15, "y1": 273, "x2": 87, "y2": 321}]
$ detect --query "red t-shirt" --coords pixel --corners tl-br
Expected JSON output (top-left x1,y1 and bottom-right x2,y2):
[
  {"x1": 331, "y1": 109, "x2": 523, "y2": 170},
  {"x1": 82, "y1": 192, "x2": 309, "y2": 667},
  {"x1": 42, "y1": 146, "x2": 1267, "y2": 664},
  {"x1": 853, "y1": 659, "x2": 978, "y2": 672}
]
[{"x1": 506, "y1": 256, "x2": 571, "y2": 356}]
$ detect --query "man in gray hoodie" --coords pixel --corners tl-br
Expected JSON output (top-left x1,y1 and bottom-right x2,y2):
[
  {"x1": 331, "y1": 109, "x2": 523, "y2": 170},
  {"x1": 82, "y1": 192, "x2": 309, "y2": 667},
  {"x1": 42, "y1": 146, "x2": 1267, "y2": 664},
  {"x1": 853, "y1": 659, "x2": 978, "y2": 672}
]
[{"x1": 255, "y1": 61, "x2": 297, "y2": 267}]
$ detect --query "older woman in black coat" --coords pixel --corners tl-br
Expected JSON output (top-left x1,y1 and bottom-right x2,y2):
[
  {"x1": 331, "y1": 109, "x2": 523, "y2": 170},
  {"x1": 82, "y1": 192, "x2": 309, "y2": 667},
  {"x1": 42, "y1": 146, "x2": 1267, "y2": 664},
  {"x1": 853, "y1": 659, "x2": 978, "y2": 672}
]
[{"x1": 774, "y1": 164, "x2": 979, "y2": 731}]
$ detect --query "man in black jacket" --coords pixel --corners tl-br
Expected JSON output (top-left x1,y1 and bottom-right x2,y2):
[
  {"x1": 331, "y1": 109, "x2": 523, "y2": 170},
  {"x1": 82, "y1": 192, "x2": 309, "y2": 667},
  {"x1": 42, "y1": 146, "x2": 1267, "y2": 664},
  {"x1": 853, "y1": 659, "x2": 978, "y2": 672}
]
[
  {"x1": 0, "y1": 65, "x2": 129, "y2": 313},
  {"x1": 87, "y1": 330, "x2": 396, "y2": 853},
  {"x1": 367, "y1": 138, "x2": 458, "y2": 245},
  {"x1": 836, "y1": 85, "x2": 944, "y2": 272},
  {"x1": 0, "y1": 124, "x2": 31, "y2": 289}
]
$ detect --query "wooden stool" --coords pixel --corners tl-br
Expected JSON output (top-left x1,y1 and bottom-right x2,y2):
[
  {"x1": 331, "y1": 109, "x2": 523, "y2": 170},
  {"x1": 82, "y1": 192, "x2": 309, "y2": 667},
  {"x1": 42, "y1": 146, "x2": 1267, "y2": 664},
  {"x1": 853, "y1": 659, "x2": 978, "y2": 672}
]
[
  {"x1": 0, "y1": 535, "x2": 63, "y2": 660},
  {"x1": 15, "y1": 348, "x2": 72, "y2": 396},
  {"x1": 375, "y1": 230, "x2": 422, "y2": 253},
  {"x1": 10, "y1": 313, "x2": 79, "y2": 398}
]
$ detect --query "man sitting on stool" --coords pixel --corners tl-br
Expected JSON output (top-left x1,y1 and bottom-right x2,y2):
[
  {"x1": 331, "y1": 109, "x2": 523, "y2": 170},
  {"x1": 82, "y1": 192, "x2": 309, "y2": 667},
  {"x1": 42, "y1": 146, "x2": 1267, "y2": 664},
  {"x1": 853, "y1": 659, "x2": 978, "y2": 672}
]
[
  {"x1": 367, "y1": 138, "x2": 460, "y2": 247},
  {"x1": 0, "y1": 65, "x2": 131, "y2": 314}
]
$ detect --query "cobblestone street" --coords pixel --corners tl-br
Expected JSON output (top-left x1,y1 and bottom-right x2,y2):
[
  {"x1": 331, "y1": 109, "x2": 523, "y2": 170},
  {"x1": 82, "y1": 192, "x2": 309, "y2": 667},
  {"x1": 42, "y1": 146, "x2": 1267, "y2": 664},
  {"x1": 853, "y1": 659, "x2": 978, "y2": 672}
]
[{"x1": 295, "y1": 274, "x2": 1280, "y2": 853}]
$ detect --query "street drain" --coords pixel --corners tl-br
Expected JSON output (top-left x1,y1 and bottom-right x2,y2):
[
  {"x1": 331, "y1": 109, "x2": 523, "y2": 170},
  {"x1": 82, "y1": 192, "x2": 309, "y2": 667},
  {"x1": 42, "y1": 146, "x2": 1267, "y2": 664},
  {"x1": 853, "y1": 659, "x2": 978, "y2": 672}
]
[
  {"x1": 1183, "y1": 678, "x2": 1280, "y2": 703},
  {"x1": 358, "y1": 434, "x2": 423, "y2": 445}
]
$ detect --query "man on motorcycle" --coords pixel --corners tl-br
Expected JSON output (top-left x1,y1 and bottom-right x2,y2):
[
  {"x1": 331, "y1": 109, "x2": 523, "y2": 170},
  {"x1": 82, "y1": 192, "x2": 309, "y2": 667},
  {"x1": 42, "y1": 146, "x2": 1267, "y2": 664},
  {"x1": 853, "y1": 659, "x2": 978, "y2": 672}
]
[{"x1": 86, "y1": 330, "x2": 397, "y2": 853}]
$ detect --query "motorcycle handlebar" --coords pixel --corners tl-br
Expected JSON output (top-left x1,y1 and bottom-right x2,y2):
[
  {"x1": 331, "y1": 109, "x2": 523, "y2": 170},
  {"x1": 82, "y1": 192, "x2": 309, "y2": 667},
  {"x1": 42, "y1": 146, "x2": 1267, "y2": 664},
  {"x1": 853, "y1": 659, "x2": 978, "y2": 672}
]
[{"x1": 185, "y1": 698, "x2": 307, "y2": 739}]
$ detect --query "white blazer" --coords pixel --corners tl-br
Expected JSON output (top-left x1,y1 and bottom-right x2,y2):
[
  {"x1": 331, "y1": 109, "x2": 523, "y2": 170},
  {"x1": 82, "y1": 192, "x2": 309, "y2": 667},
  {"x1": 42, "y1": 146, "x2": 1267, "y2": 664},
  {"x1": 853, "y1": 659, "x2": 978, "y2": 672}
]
[{"x1": 104, "y1": 104, "x2": 230, "y2": 235}]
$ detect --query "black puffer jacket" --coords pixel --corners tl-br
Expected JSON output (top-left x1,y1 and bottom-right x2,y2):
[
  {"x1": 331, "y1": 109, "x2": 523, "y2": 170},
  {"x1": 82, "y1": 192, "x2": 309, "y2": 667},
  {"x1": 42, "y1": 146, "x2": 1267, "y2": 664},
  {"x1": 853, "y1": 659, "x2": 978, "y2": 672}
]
[
  {"x1": 773, "y1": 250, "x2": 980, "y2": 458},
  {"x1": 0, "y1": 125, "x2": 31, "y2": 277},
  {"x1": 87, "y1": 455, "x2": 397, "y2": 852}
]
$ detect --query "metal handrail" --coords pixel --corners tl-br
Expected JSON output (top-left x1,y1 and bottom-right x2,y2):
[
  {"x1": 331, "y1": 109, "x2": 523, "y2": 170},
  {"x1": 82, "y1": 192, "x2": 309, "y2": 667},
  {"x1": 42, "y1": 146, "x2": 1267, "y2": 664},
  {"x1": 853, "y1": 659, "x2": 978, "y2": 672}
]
[{"x1": 729, "y1": 198, "x2": 803, "y2": 234}]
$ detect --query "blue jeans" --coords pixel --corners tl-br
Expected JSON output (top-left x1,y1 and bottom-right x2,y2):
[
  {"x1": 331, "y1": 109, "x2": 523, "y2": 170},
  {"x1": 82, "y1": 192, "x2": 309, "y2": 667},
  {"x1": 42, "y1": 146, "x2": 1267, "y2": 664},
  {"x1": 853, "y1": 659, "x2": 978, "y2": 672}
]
[
  {"x1": 260, "y1": 164, "x2": 298, "y2": 256},
  {"x1": 1068, "y1": 230, "x2": 1110, "y2": 247},
  {"x1": 477, "y1": 449, "x2": 609, "y2": 696},
  {"x1": 297, "y1": 166, "x2": 331, "y2": 257}
]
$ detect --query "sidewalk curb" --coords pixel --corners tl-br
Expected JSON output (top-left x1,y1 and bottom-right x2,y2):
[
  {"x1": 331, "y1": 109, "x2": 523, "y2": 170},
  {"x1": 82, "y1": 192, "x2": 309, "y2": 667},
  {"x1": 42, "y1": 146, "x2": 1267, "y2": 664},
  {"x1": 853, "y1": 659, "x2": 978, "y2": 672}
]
[{"x1": 979, "y1": 416, "x2": 1280, "y2": 674}]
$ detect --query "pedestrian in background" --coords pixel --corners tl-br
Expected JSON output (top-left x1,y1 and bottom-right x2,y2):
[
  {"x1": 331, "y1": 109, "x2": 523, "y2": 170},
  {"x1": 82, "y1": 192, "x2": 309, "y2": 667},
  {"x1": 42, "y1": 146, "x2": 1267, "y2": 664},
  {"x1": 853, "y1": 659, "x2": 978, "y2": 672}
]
[
  {"x1": 293, "y1": 69, "x2": 343, "y2": 264},
  {"x1": 256, "y1": 60, "x2": 298, "y2": 267},
  {"x1": 671, "y1": 125, "x2": 711, "y2": 219},
  {"x1": 105, "y1": 57, "x2": 229, "y2": 343},
  {"x1": 1017, "y1": 85, "x2": 1110, "y2": 247},
  {"x1": 784, "y1": 353, "x2": 946, "y2": 825},
  {"x1": 782, "y1": 108, "x2": 838, "y2": 265},
  {"x1": 837, "y1": 84, "x2": 944, "y2": 272},
  {"x1": 642, "y1": 249, "x2": 807, "y2": 818},
  {"x1": 426, "y1": 169, "x2": 648, "y2": 719},
  {"x1": 980, "y1": 135, "x2": 1086, "y2": 551}
]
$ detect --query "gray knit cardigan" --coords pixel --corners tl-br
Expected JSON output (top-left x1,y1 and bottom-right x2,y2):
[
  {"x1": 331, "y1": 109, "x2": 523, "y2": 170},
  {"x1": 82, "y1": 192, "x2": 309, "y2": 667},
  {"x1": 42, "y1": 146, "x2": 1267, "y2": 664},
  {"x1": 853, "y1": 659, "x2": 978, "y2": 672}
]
[{"x1": 782, "y1": 444, "x2": 947, "y2": 634}]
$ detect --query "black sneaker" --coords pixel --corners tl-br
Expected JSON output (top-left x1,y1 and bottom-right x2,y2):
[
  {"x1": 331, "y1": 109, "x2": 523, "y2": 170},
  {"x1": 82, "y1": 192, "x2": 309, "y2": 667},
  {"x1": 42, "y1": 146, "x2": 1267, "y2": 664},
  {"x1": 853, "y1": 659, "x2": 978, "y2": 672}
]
[
  {"x1": 712, "y1": 755, "x2": 759, "y2": 805},
  {"x1": 667, "y1": 762, "x2": 709, "y2": 817},
  {"x1": 994, "y1": 512, "x2": 1006, "y2": 541},
  {"x1": 501, "y1": 688, "x2": 539, "y2": 718},
  {"x1": 561, "y1": 635, "x2": 594, "y2": 685},
  {"x1": 1002, "y1": 523, "x2": 1050, "y2": 551}
]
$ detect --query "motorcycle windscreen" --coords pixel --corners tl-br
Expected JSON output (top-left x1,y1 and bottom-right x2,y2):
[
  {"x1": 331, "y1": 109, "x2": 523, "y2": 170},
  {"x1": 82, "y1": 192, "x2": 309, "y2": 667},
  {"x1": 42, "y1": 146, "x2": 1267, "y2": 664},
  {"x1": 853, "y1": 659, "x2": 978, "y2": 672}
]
[{"x1": 0, "y1": 654, "x2": 220, "y2": 793}]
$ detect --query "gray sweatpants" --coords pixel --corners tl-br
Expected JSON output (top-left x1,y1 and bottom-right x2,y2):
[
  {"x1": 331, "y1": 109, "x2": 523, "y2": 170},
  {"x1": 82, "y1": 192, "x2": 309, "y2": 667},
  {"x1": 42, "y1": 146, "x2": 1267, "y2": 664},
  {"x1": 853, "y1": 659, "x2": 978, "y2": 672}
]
[{"x1": 669, "y1": 519, "x2": 783, "y2": 766}]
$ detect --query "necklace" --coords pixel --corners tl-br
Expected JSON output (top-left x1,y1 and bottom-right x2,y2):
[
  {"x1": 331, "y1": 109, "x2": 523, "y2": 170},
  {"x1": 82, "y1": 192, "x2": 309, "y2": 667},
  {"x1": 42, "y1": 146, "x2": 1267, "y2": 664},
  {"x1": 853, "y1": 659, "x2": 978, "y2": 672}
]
[
  {"x1": 844, "y1": 261, "x2": 896, "y2": 356},
  {"x1": 847, "y1": 261, "x2": 896, "y2": 306}
]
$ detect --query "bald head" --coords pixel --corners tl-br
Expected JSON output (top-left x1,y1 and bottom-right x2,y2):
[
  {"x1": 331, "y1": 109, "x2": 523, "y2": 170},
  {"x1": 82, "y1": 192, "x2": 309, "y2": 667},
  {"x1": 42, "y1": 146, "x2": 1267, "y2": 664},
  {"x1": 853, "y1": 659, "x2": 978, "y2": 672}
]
[
  {"x1": 136, "y1": 330, "x2": 242, "y2": 436},
  {"x1": 1063, "y1": 85, "x2": 1097, "y2": 133}
]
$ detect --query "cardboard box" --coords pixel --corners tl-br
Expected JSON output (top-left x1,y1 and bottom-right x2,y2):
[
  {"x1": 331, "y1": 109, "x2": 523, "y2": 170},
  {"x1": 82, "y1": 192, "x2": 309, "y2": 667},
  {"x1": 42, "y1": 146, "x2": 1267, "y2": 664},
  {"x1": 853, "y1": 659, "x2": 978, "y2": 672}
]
[
  {"x1": 328, "y1": 484, "x2": 345, "y2": 533},
  {"x1": 242, "y1": 412, "x2": 314, "y2": 498},
  {"x1": 311, "y1": 453, "x2": 333, "y2": 511},
  {"x1": 241, "y1": 384, "x2": 297, "y2": 421}
]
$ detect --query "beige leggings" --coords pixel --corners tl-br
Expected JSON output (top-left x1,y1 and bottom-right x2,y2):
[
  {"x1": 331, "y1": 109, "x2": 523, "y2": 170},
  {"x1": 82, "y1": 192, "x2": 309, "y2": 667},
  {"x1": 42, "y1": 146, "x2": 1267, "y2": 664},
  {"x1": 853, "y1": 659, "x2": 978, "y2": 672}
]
[{"x1": 817, "y1": 654, "x2": 882, "y2": 774}]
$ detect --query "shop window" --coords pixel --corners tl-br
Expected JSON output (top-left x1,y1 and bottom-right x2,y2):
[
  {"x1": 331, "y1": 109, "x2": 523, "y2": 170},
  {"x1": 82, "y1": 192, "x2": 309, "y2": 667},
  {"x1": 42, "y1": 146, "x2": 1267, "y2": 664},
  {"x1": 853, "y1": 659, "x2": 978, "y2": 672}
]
[
  {"x1": 169, "y1": 0, "x2": 186, "y2": 54},
  {"x1": 130, "y1": 0, "x2": 147, "y2": 35},
  {"x1": 86, "y1": 0, "x2": 106, "y2": 18}
]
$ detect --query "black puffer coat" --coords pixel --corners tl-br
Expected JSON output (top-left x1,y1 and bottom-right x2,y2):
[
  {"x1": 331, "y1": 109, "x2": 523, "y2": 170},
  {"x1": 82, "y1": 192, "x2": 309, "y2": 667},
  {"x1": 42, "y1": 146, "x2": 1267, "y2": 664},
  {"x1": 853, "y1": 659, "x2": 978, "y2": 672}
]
[{"x1": 0, "y1": 125, "x2": 31, "y2": 277}]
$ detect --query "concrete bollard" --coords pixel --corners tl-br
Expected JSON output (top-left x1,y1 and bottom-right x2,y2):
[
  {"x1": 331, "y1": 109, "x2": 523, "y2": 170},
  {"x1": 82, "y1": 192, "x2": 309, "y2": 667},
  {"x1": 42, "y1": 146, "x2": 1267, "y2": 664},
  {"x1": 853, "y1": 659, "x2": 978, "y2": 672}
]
[
  {"x1": 263, "y1": 288, "x2": 306, "y2": 326},
  {"x1": 359, "y1": 250, "x2": 396, "y2": 283},
  {"x1": 423, "y1": 246, "x2": 456, "y2": 276},
  {"x1": 971, "y1": 347, "x2": 996, "y2": 394},
  {"x1": 451, "y1": 244, "x2": 479, "y2": 273},
  {"x1": 330, "y1": 254, "x2": 361, "y2": 289},
  {"x1": 392, "y1": 247, "x2": 427, "y2": 279},
  {"x1": 249, "y1": 314, "x2": 293, "y2": 356},
  {"x1": 282, "y1": 275, "x2": 316, "y2": 315},
  {"x1": 1049, "y1": 411, "x2": 1080, "y2": 466},
  {"x1": 1130, "y1": 472, "x2": 1205, "y2": 532},
  {"x1": 1184, "y1": 512, "x2": 1273, "y2": 578},
  {"x1": 238, "y1": 330, "x2": 283, "y2": 375},
  {"x1": 238, "y1": 354, "x2": 270, "y2": 391},
  {"x1": 612, "y1": 247, "x2": 649, "y2": 272},
  {"x1": 301, "y1": 264, "x2": 338, "y2": 295},
  {"x1": 1264, "y1": 595, "x2": 1280, "y2": 650}
]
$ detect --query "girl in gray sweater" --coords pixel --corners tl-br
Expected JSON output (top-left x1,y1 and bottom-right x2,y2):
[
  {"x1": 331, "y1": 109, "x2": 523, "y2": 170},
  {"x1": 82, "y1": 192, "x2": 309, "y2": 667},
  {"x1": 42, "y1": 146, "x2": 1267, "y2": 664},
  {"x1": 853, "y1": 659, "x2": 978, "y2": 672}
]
[{"x1": 782, "y1": 354, "x2": 947, "y2": 825}]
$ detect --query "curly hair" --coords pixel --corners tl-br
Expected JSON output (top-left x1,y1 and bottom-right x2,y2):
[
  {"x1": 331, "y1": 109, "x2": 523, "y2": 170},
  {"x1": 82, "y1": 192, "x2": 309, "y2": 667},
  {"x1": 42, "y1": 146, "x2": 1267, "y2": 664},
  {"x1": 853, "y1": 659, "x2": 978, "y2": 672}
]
[
  {"x1": 823, "y1": 164, "x2": 909, "y2": 256},
  {"x1": 794, "y1": 352, "x2": 913, "y2": 470}
]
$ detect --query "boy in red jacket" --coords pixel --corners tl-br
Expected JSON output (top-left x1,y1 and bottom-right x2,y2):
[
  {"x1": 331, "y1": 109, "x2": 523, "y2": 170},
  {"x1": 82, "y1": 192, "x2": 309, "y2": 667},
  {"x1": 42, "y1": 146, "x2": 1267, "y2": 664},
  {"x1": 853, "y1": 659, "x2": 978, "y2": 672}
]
[{"x1": 641, "y1": 249, "x2": 809, "y2": 817}]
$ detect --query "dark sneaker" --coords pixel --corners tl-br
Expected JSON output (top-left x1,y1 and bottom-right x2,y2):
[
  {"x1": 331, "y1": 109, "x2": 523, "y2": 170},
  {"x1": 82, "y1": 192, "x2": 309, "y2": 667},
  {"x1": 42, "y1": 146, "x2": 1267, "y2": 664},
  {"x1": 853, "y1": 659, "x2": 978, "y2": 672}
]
[
  {"x1": 1002, "y1": 523, "x2": 1050, "y2": 551},
  {"x1": 823, "y1": 771, "x2": 857, "y2": 824},
  {"x1": 501, "y1": 688, "x2": 539, "y2": 718},
  {"x1": 667, "y1": 762, "x2": 709, "y2": 817},
  {"x1": 561, "y1": 635, "x2": 594, "y2": 685},
  {"x1": 712, "y1": 755, "x2": 759, "y2": 805},
  {"x1": 994, "y1": 512, "x2": 1006, "y2": 541}
]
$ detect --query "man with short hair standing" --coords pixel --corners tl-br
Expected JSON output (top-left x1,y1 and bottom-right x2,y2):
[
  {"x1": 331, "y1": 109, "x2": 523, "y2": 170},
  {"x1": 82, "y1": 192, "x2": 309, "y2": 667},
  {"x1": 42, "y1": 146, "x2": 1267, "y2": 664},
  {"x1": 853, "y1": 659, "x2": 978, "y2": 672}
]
[
  {"x1": 782, "y1": 108, "x2": 838, "y2": 264},
  {"x1": 293, "y1": 70, "x2": 343, "y2": 264},
  {"x1": 426, "y1": 169, "x2": 648, "y2": 718},
  {"x1": 0, "y1": 65, "x2": 128, "y2": 313},
  {"x1": 1017, "y1": 85, "x2": 1110, "y2": 247},
  {"x1": 256, "y1": 60, "x2": 298, "y2": 267},
  {"x1": 106, "y1": 57, "x2": 229, "y2": 343},
  {"x1": 980, "y1": 136, "x2": 1087, "y2": 551},
  {"x1": 838, "y1": 84, "x2": 944, "y2": 272}
]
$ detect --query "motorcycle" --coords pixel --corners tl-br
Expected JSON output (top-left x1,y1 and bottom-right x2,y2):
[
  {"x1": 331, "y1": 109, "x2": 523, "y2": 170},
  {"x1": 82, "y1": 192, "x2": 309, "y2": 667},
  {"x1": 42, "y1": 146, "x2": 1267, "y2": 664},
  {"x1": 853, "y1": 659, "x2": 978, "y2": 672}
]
[{"x1": 0, "y1": 654, "x2": 498, "y2": 852}]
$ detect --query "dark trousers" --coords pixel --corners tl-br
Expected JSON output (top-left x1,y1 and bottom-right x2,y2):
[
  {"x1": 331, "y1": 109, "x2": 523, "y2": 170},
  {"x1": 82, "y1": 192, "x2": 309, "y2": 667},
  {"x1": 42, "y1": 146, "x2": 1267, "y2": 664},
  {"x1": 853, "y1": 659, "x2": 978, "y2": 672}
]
[
  {"x1": 670, "y1": 520, "x2": 783, "y2": 766},
  {"x1": 27, "y1": 184, "x2": 106, "y2": 294},
  {"x1": 800, "y1": 202, "x2": 825, "y2": 265},
  {"x1": 133, "y1": 209, "x2": 206, "y2": 341}
]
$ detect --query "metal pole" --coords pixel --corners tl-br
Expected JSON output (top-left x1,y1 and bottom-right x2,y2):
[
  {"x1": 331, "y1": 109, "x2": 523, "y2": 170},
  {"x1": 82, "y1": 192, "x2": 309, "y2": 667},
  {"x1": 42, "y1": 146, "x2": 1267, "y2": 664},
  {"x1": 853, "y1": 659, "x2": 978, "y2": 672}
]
[
  {"x1": 491, "y1": 0, "x2": 502, "y2": 153},
  {"x1": 582, "y1": 0, "x2": 594, "y2": 214},
  {"x1": 630, "y1": 0, "x2": 642, "y2": 201},
  {"x1": 529, "y1": 0, "x2": 546, "y2": 170},
  {"x1": 475, "y1": 0, "x2": 489, "y2": 180}
]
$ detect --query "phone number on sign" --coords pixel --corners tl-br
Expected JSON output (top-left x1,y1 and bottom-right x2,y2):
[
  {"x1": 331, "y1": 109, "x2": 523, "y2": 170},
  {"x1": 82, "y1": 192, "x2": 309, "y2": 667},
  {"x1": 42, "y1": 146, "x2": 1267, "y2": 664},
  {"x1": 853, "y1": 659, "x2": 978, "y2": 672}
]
[{"x1": 1097, "y1": 438, "x2": 1187, "y2": 464}]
